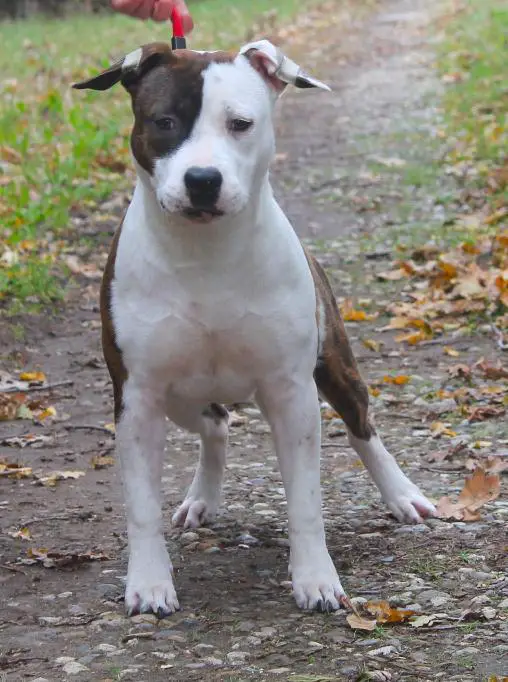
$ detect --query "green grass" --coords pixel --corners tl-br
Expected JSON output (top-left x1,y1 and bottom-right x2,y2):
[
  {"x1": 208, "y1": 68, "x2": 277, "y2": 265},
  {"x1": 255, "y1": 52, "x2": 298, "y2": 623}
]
[
  {"x1": 437, "y1": 0, "x2": 507, "y2": 208},
  {"x1": 0, "y1": 0, "x2": 326, "y2": 306}
]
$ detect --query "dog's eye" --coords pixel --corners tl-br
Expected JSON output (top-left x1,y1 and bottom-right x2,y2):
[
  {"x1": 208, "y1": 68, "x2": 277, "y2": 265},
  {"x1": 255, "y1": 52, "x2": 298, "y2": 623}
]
[
  {"x1": 154, "y1": 117, "x2": 176, "y2": 131},
  {"x1": 229, "y1": 118, "x2": 253, "y2": 133}
]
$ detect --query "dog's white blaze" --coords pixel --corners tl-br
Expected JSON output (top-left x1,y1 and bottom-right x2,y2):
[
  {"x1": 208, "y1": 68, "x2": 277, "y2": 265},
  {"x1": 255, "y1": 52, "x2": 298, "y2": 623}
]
[{"x1": 153, "y1": 56, "x2": 276, "y2": 216}]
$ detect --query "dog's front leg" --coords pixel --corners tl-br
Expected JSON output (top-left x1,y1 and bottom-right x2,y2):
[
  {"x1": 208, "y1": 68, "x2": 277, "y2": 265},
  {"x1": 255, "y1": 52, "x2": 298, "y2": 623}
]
[
  {"x1": 257, "y1": 378, "x2": 345, "y2": 612},
  {"x1": 116, "y1": 380, "x2": 178, "y2": 617}
]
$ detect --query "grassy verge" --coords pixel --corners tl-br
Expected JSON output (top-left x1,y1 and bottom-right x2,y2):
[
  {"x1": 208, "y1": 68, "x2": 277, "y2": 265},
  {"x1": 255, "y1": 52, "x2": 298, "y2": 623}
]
[
  {"x1": 0, "y1": 0, "x2": 325, "y2": 307},
  {"x1": 437, "y1": 0, "x2": 507, "y2": 214}
]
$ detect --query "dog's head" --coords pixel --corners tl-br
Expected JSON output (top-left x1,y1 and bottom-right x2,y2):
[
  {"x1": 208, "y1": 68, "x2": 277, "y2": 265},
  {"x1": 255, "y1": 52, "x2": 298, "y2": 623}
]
[{"x1": 74, "y1": 41, "x2": 330, "y2": 223}]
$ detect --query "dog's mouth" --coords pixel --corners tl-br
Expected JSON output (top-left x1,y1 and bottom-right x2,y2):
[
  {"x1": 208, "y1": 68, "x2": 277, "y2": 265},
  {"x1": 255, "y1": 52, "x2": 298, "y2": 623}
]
[{"x1": 182, "y1": 206, "x2": 225, "y2": 223}]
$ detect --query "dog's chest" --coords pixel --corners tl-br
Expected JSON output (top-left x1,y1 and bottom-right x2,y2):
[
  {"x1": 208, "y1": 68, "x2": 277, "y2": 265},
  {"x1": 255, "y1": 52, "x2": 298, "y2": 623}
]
[{"x1": 113, "y1": 270, "x2": 312, "y2": 403}]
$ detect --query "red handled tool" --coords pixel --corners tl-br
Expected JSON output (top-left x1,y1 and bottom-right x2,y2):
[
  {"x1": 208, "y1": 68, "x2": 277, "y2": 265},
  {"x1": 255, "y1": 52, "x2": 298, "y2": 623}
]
[{"x1": 171, "y1": 8, "x2": 186, "y2": 49}]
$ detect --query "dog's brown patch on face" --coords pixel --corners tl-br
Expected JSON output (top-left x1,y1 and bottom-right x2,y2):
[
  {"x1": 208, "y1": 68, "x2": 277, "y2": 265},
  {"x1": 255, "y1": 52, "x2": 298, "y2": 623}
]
[
  {"x1": 306, "y1": 251, "x2": 375, "y2": 440},
  {"x1": 129, "y1": 50, "x2": 234, "y2": 174},
  {"x1": 101, "y1": 220, "x2": 128, "y2": 423}
]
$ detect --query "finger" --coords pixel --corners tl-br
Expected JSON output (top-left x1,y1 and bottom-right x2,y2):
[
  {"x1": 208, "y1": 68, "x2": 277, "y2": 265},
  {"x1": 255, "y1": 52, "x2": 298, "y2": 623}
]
[
  {"x1": 135, "y1": 0, "x2": 154, "y2": 20},
  {"x1": 151, "y1": 0, "x2": 172, "y2": 21}
]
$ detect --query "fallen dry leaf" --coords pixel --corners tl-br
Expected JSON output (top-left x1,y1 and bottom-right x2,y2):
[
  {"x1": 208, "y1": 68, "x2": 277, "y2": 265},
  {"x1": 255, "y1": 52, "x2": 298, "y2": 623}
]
[
  {"x1": 91, "y1": 455, "x2": 115, "y2": 470},
  {"x1": 466, "y1": 456, "x2": 508, "y2": 475},
  {"x1": 21, "y1": 547, "x2": 110, "y2": 568},
  {"x1": 8, "y1": 527, "x2": 32, "y2": 541},
  {"x1": 19, "y1": 371, "x2": 46, "y2": 383},
  {"x1": 467, "y1": 405, "x2": 506, "y2": 423},
  {"x1": 410, "y1": 613, "x2": 451, "y2": 628},
  {"x1": 365, "y1": 600, "x2": 416, "y2": 624},
  {"x1": 0, "y1": 461, "x2": 33, "y2": 479},
  {"x1": 340, "y1": 301, "x2": 376, "y2": 322},
  {"x1": 444, "y1": 346, "x2": 460, "y2": 357},
  {"x1": 436, "y1": 467, "x2": 501, "y2": 521},
  {"x1": 35, "y1": 406, "x2": 57, "y2": 422},
  {"x1": 448, "y1": 364, "x2": 472, "y2": 380},
  {"x1": 382, "y1": 375, "x2": 410, "y2": 386},
  {"x1": 1, "y1": 434, "x2": 53, "y2": 448},
  {"x1": 34, "y1": 470, "x2": 86, "y2": 487},
  {"x1": 346, "y1": 612, "x2": 377, "y2": 631},
  {"x1": 395, "y1": 330, "x2": 429, "y2": 345},
  {"x1": 474, "y1": 359, "x2": 508, "y2": 380},
  {"x1": 0, "y1": 393, "x2": 26, "y2": 421},
  {"x1": 363, "y1": 338, "x2": 381, "y2": 352},
  {"x1": 430, "y1": 422, "x2": 457, "y2": 438}
]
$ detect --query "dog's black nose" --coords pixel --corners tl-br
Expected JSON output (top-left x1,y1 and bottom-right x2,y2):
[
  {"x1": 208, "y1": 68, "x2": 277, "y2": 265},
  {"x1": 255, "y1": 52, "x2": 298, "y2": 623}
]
[{"x1": 184, "y1": 166, "x2": 223, "y2": 207}]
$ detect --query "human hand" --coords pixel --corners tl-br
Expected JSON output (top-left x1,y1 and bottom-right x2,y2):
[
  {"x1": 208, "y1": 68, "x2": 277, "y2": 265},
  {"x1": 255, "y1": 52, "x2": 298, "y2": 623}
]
[{"x1": 111, "y1": 0, "x2": 193, "y2": 31}]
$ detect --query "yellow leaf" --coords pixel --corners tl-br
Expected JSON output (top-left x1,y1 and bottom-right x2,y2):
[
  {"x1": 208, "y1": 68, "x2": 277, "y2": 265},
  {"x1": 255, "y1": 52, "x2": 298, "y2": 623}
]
[
  {"x1": 19, "y1": 371, "x2": 46, "y2": 383},
  {"x1": 395, "y1": 330, "x2": 429, "y2": 345},
  {"x1": 383, "y1": 375, "x2": 410, "y2": 386},
  {"x1": 444, "y1": 346, "x2": 460, "y2": 357},
  {"x1": 37, "y1": 406, "x2": 57, "y2": 421},
  {"x1": 430, "y1": 421, "x2": 457, "y2": 438},
  {"x1": 103, "y1": 423, "x2": 115, "y2": 433},
  {"x1": 369, "y1": 386, "x2": 381, "y2": 397},
  {"x1": 91, "y1": 455, "x2": 115, "y2": 469},
  {"x1": 8, "y1": 527, "x2": 32, "y2": 540},
  {"x1": 363, "y1": 339, "x2": 380, "y2": 352}
]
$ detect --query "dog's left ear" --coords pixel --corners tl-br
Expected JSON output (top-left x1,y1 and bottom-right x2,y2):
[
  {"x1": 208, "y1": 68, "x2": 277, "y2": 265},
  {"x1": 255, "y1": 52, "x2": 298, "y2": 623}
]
[
  {"x1": 73, "y1": 42, "x2": 173, "y2": 92},
  {"x1": 239, "y1": 39, "x2": 331, "y2": 95}
]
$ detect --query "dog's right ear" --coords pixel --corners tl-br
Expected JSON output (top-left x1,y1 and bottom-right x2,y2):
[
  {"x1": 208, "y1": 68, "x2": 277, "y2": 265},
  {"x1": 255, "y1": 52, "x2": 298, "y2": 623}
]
[{"x1": 73, "y1": 42, "x2": 173, "y2": 91}]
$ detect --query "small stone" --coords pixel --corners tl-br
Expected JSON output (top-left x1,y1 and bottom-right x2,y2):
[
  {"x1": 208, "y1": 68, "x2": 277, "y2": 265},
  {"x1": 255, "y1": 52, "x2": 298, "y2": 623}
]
[
  {"x1": 236, "y1": 533, "x2": 259, "y2": 546},
  {"x1": 498, "y1": 598, "x2": 508, "y2": 609},
  {"x1": 307, "y1": 641, "x2": 325, "y2": 651},
  {"x1": 394, "y1": 524, "x2": 430, "y2": 534},
  {"x1": 226, "y1": 651, "x2": 249, "y2": 665},
  {"x1": 193, "y1": 643, "x2": 215, "y2": 654},
  {"x1": 56, "y1": 657, "x2": 75, "y2": 666},
  {"x1": 254, "y1": 626, "x2": 277, "y2": 639},
  {"x1": 235, "y1": 620, "x2": 256, "y2": 633},
  {"x1": 470, "y1": 594, "x2": 491, "y2": 605},
  {"x1": 33, "y1": 678, "x2": 50, "y2": 681},
  {"x1": 267, "y1": 668, "x2": 292, "y2": 674},
  {"x1": 196, "y1": 527, "x2": 216, "y2": 536},
  {"x1": 482, "y1": 606, "x2": 496, "y2": 619},
  {"x1": 95, "y1": 643, "x2": 119, "y2": 653},
  {"x1": 97, "y1": 583, "x2": 121, "y2": 599},
  {"x1": 63, "y1": 661, "x2": 89, "y2": 675},
  {"x1": 39, "y1": 616, "x2": 62, "y2": 626},
  {"x1": 202, "y1": 656, "x2": 223, "y2": 666},
  {"x1": 130, "y1": 613, "x2": 158, "y2": 626},
  {"x1": 57, "y1": 591, "x2": 73, "y2": 599},
  {"x1": 453, "y1": 647, "x2": 479, "y2": 657},
  {"x1": 367, "y1": 645, "x2": 397, "y2": 658},
  {"x1": 180, "y1": 531, "x2": 199, "y2": 545}
]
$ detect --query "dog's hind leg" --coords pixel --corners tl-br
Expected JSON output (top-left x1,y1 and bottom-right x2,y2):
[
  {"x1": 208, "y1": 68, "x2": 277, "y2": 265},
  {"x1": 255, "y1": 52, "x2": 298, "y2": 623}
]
[
  {"x1": 308, "y1": 254, "x2": 436, "y2": 523},
  {"x1": 169, "y1": 402, "x2": 228, "y2": 529}
]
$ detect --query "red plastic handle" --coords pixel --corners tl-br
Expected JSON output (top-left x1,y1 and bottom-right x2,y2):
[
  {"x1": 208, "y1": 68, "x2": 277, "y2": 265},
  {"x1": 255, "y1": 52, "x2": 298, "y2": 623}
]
[{"x1": 171, "y1": 8, "x2": 185, "y2": 38}]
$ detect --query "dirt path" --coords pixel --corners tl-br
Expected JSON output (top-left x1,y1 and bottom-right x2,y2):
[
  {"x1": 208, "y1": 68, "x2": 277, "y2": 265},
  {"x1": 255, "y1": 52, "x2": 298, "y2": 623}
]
[{"x1": 1, "y1": 1, "x2": 506, "y2": 680}]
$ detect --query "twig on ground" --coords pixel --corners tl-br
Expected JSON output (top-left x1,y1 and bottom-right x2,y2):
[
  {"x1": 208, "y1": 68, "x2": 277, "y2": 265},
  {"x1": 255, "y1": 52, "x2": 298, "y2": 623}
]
[
  {"x1": 0, "y1": 380, "x2": 74, "y2": 394},
  {"x1": 64, "y1": 424, "x2": 114, "y2": 435}
]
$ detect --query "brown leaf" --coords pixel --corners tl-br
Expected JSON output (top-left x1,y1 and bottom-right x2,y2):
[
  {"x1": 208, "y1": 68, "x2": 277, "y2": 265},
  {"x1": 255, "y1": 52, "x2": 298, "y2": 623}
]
[
  {"x1": 467, "y1": 405, "x2": 505, "y2": 423},
  {"x1": 436, "y1": 467, "x2": 501, "y2": 521},
  {"x1": 22, "y1": 547, "x2": 110, "y2": 568},
  {"x1": 475, "y1": 359, "x2": 508, "y2": 380},
  {"x1": 346, "y1": 613, "x2": 377, "y2": 631},
  {"x1": 91, "y1": 455, "x2": 115, "y2": 470},
  {"x1": 448, "y1": 364, "x2": 472, "y2": 379},
  {"x1": 0, "y1": 461, "x2": 33, "y2": 479},
  {"x1": 0, "y1": 393, "x2": 26, "y2": 421}
]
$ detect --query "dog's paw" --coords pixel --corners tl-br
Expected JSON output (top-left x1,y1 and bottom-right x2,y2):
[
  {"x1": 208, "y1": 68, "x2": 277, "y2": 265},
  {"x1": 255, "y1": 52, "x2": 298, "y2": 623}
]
[
  {"x1": 125, "y1": 577, "x2": 179, "y2": 618},
  {"x1": 291, "y1": 557, "x2": 347, "y2": 612},
  {"x1": 385, "y1": 484, "x2": 436, "y2": 524},
  {"x1": 125, "y1": 540, "x2": 179, "y2": 618},
  {"x1": 172, "y1": 497, "x2": 218, "y2": 529}
]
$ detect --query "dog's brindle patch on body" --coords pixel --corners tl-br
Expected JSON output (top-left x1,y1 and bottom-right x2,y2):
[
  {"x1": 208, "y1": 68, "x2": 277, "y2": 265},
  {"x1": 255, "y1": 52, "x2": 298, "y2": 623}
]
[
  {"x1": 306, "y1": 251, "x2": 375, "y2": 440},
  {"x1": 101, "y1": 221, "x2": 127, "y2": 424}
]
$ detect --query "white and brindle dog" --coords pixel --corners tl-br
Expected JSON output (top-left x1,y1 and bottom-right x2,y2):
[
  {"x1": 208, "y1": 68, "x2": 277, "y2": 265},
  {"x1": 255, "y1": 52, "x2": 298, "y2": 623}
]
[{"x1": 74, "y1": 40, "x2": 435, "y2": 618}]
